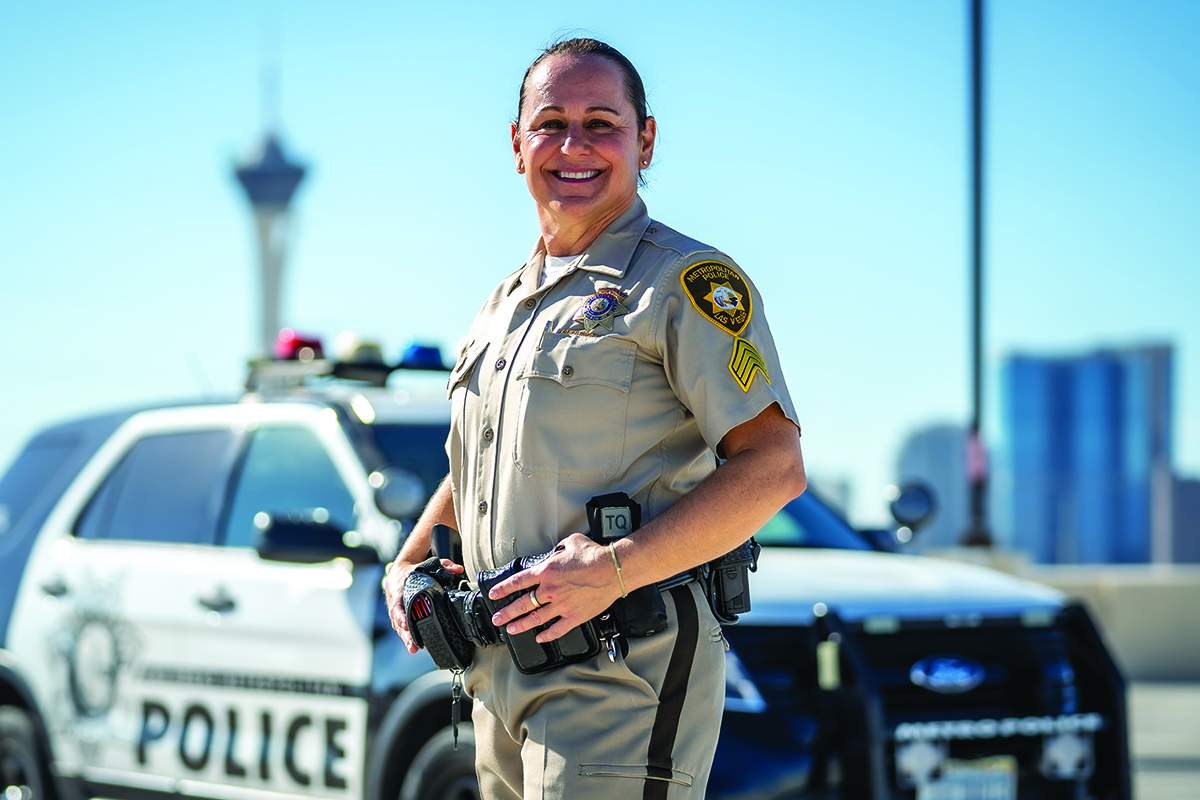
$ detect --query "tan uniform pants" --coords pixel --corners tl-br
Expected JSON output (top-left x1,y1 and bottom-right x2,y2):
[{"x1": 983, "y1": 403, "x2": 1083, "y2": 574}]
[{"x1": 465, "y1": 583, "x2": 726, "y2": 800}]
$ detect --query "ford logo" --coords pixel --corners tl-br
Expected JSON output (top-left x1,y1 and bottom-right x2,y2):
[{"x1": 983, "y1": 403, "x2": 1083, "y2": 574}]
[{"x1": 910, "y1": 656, "x2": 986, "y2": 694}]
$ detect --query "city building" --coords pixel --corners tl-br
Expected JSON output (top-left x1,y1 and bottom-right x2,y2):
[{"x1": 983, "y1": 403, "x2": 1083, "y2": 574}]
[
  {"x1": 1173, "y1": 477, "x2": 1200, "y2": 563},
  {"x1": 1002, "y1": 344, "x2": 1172, "y2": 564}
]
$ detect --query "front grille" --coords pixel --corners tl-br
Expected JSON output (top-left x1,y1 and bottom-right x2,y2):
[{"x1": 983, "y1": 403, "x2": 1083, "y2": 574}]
[
  {"x1": 853, "y1": 619, "x2": 1074, "y2": 723},
  {"x1": 725, "y1": 606, "x2": 1129, "y2": 799},
  {"x1": 725, "y1": 617, "x2": 1076, "y2": 727}
]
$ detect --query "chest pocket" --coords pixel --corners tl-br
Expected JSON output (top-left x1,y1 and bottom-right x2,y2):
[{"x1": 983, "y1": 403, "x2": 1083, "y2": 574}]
[{"x1": 514, "y1": 332, "x2": 636, "y2": 482}]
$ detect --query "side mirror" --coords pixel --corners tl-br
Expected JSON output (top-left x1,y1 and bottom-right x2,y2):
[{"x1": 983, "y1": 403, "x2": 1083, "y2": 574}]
[
  {"x1": 255, "y1": 509, "x2": 380, "y2": 565},
  {"x1": 372, "y1": 467, "x2": 425, "y2": 521},
  {"x1": 886, "y1": 482, "x2": 937, "y2": 536}
]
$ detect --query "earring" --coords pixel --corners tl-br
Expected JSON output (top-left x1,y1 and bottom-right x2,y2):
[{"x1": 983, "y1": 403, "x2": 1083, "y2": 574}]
[{"x1": 641, "y1": 160, "x2": 649, "y2": 166}]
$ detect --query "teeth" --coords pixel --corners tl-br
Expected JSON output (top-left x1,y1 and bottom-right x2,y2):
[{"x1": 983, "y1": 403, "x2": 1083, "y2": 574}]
[{"x1": 557, "y1": 170, "x2": 600, "y2": 179}]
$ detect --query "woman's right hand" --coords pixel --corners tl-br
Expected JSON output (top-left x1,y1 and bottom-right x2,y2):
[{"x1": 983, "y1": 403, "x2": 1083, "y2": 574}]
[{"x1": 383, "y1": 557, "x2": 465, "y2": 654}]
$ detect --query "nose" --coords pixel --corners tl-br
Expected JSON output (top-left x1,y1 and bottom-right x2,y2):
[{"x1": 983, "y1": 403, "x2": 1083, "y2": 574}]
[{"x1": 561, "y1": 121, "x2": 590, "y2": 156}]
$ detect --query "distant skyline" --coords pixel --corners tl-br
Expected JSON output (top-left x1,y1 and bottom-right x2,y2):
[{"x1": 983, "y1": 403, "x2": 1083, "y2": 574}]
[
  {"x1": 1004, "y1": 344, "x2": 1173, "y2": 563},
  {"x1": 2, "y1": 1, "x2": 1198, "y2": 526}
]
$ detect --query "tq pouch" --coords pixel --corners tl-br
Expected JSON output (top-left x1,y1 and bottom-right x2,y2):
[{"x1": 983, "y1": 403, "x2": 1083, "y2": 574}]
[{"x1": 585, "y1": 492, "x2": 668, "y2": 638}]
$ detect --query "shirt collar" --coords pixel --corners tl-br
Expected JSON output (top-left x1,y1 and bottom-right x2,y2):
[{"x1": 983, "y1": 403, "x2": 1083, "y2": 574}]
[
  {"x1": 573, "y1": 196, "x2": 651, "y2": 279},
  {"x1": 510, "y1": 196, "x2": 651, "y2": 295}
]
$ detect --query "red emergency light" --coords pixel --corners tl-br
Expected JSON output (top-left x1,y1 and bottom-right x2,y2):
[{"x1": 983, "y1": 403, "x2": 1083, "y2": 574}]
[{"x1": 273, "y1": 328, "x2": 325, "y2": 362}]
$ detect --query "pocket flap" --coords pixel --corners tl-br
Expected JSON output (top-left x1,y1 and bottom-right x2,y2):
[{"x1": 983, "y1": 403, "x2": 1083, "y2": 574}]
[{"x1": 518, "y1": 333, "x2": 636, "y2": 392}]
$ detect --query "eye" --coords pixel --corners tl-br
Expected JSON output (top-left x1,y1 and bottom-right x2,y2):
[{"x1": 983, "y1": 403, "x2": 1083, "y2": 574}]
[
  {"x1": 587, "y1": 119, "x2": 614, "y2": 129},
  {"x1": 536, "y1": 119, "x2": 565, "y2": 131}
]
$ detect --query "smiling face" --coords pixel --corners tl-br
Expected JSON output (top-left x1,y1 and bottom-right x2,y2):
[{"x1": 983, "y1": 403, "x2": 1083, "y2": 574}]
[{"x1": 513, "y1": 54, "x2": 656, "y2": 253}]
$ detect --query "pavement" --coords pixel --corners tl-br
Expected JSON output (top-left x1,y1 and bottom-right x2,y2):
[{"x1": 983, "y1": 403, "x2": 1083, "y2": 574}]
[{"x1": 1129, "y1": 683, "x2": 1200, "y2": 799}]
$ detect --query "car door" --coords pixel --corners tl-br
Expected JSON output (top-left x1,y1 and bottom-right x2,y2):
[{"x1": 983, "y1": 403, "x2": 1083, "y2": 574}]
[
  {"x1": 8, "y1": 404, "x2": 379, "y2": 800},
  {"x1": 8, "y1": 408, "x2": 242, "y2": 789},
  {"x1": 153, "y1": 408, "x2": 379, "y2": 800}
]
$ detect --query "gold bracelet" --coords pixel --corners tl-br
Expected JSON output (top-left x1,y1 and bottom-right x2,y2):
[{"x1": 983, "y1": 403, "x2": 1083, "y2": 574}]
[{"x1": 609, "y1": 543, "x2": 628, "y2": 598}]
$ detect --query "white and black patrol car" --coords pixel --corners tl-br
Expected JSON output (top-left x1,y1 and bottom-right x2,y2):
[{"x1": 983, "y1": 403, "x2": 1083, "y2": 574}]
[{"x1": 0, "y1": 336, "x2": 1130, "y2": 800}]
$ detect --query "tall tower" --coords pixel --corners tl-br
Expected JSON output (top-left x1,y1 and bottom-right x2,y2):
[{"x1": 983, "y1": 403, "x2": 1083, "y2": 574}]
[{"x1": 235, "y1": 132, "x2": 306, "y2": 356}]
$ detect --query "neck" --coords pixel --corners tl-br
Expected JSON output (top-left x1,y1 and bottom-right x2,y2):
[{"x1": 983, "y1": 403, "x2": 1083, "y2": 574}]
[{"x1": 537, "y1": 200, "x2": 632, "y2": 256}]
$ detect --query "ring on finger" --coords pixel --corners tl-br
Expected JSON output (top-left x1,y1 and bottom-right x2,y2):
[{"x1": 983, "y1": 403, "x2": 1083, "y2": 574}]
[{"x1": 530, "y1": 590, "x2": 542, "y2": 609}]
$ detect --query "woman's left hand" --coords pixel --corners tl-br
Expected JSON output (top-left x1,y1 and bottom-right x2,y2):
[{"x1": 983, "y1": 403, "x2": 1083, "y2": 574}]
[{"x1": 486, "y1": 533, "x2": 621, "y2": 643}]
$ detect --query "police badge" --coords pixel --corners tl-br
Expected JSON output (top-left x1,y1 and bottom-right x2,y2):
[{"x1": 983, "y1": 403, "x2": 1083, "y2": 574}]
[{"x1": 575, "y1": 288, "x2": 629, "y2": 333}]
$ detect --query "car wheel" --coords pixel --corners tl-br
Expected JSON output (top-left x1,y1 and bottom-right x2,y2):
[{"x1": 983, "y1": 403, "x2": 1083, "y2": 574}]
[
  {"x1": 399, "y1": 724, "x2": 478, "y2": 800},
  {"x1": 0, "y1": 706, "x2": 49, "y2": 800}
]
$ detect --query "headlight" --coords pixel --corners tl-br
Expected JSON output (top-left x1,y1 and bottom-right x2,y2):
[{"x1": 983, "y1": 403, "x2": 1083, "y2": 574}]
[{"x1": 724, "y1": 649, "x2": 766, "y2": 713}]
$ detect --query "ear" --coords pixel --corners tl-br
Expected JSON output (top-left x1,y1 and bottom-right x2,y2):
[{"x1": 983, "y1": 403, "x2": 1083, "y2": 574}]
[
  {"x1": 639, "y1": 116, "x2": 657, "y2": 167},
  {"x1": 512, "y1": 121, "x2": 525, "y2": 174}
]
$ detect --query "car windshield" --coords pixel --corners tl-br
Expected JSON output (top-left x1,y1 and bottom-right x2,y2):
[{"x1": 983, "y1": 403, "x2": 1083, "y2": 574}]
[
  {"x1": 0, "y1": 434, "x2": 80, "y2": 537},
  {"x1": 366, "y1": 423, "x2": 452, "y2": 506},
  {"x1": 755, "y1": 492, "x2": 874, "y2": 551}
]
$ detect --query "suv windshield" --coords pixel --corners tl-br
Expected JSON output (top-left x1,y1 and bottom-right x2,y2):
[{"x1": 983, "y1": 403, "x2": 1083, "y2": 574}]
[
  {"x1": 367, "y1": 423, "x2": 452, "y2": 505},
  {"x1": 755, "y1": 492, "x2": 874, "y2": 551},
  {"x1": 0, "y1": 434, "x2": 80, "y2": 537}
]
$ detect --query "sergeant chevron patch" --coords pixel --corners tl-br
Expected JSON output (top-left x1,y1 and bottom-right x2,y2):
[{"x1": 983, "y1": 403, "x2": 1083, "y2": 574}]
[{"x1": 729, "y1": 336, "x2": 770, "y2": 391}]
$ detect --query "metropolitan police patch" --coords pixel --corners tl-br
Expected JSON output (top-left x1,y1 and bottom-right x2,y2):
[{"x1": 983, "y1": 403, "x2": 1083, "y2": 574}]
[{"x1": 681, "y1": 261, "x2": 752, "y2": 336}]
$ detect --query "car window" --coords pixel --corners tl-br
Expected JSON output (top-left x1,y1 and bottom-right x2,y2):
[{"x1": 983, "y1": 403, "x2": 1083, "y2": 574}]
[
  {"x1": 222, "y1": 426, "x2": 357, "y2": 548},
  {"x1": 755, "y1": 493, "x2": 873, "y2": 551},
  {"x1": 0, "y1": 434, "x2": 79, "y2": 537},
  {"x1": 75, "y1": 430, "x2": 237, "y2": 545}
]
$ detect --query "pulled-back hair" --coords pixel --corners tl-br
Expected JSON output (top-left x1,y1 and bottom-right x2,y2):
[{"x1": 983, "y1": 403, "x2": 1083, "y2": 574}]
[{"x1": 516, "y1": 38, "x2": 649, "y2": 133}]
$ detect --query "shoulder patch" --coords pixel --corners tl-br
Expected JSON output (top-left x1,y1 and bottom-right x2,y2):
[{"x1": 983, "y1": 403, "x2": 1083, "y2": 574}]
[
  {"x1": 729, "y1": 337, "x2": 770, "y2": 391},
  {"x1": 681, "y1": 261, "x2": 752, "y2": 336}
]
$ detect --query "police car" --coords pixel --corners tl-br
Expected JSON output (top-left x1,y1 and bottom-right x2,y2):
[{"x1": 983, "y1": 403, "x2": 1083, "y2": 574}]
[{"x1": 0, "y1": 336, "x2": 1130, "y2": 800}]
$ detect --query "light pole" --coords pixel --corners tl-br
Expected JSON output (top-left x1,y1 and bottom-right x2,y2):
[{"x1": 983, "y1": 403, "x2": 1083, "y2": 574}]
[{"x1": 962, "y1": 0, "x2": 993, "y2": 546}]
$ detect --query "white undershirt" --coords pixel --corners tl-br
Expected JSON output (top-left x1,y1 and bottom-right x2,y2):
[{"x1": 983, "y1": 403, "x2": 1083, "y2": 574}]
[{"x1": 541, "y1": 254, "x2": 580, "y2": 287}]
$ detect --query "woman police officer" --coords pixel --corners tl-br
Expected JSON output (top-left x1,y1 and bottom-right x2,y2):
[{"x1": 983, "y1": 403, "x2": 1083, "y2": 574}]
[{"x1": 384, "y1": 38, "x2": 805, "y2": 800}]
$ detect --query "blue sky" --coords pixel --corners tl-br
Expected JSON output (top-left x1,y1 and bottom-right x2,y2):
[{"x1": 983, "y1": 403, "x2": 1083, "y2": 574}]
[{"x1": 2, "y1": 1, "x2": 1197, "y2": 528}]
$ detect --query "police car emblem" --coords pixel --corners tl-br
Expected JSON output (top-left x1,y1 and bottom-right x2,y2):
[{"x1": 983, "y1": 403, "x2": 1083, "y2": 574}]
[
  {"x1": 910, "y1": 655, "x2": 987, "y2": 694},
  {"x1": 575, "y1": 288, "x2": 629, "y2": 332},
  {"x1": 681, "y1": 261, "x2": 752, "y2": 336}
]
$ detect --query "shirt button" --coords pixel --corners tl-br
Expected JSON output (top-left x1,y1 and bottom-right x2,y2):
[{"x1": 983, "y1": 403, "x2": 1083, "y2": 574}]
[
  {"x1": 524, "y1": 298, "x2": 536, "y2": 309},
  {"x1": 483, "y1": 427, "x2": 494, "y2": 441},
  {"x1": 478, "y1": 501, "x2": 488, "y2": 515},
  {"x1": 495, "y1": 358, "x2": 506, "y2": 370},
  {"x1": 562, "y1": 365, "x2": 574, "y2": 378}
]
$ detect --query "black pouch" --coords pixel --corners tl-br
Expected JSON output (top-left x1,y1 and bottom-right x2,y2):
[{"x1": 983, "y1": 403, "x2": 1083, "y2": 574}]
[
  {"x1": 586, "y1": 492, "x2": 668, "y2": 638},
  {"x1": 476, "y1": 554, "x2": 602, "y2": 674},
  {"x1": 402, "y1": 558, "x2": 475, "y2": 671},
  {"x1": 704, "y1": 538, "x2": 761, "y2": 624}
]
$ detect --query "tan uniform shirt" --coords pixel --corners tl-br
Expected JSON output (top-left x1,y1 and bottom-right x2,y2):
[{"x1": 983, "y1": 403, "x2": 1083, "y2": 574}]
[{"x1": 446, "y1": 196, "x2": 799, "y2": 578}]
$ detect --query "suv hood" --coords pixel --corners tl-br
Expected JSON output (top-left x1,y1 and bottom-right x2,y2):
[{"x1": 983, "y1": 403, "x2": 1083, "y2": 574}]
[{"x1": 744, "y1": 549, "x2": 1064, "y2": 625}]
